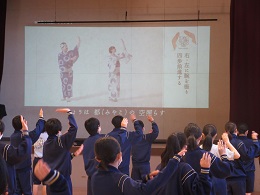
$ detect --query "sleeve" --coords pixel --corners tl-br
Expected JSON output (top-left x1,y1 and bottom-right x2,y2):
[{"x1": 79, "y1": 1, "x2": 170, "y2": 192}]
[
  {"x1": 43, "y1": 170, "x2": 70, "y2": 194},
  {"x1": 119, "y1": 155, "x2": 181, "y2": 195},
  {"x1": 29, "y1": 118, "x2": 45, "y2": 144},
  {"x1": 145, "y1": 122, "x2": 159, "y2": 143},
  {"x1": 182, "y1": 164, "x2": 212, "y2": 195},
  {"x1": 2, "y1": 135, "x2": 32, "y2": 165},
  {"x1": 209, "y1": 153, "x2": 233, "y2": 179},
  {"x1": 225, "y1": 148, "x2": 235, "y2": 160},
  {"x1": 60, "y1": 114, "x2": 78, "y2": 150}
]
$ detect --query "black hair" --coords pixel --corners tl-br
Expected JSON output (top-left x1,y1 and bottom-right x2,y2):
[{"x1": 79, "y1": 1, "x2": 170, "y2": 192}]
[
  {"x1": 111, "y1": 115, "x2": 123, "y2": 128},
  {"x1": 0, "y1": 120, "x2": 5, "y2": 134},
  {"x1": 0, "y1": 155, "x2": 8, "y2": 194},
  {"x1": 224, "y1": 121, "x2": 237, "y2": 140},
  {"x1": 12, "y1": 115, "x2": 22, "y2": 130},
  {"x1": 160, "y1": 132, "x2": 186, "y2": 169},
  {"x1": 202, "y1": 124, "x2": 217, "y2": 151},
  {"x1": 139, "y1": 120, "x2": 144, "y2": 129},
  {"x1": 109, "y1": 46, "x2": 116, "y2": 53},
  {"x1": 84, "y1": 117, "x2": 100, "y2": 136},
  {"x1": 184, "y1": 123, "x2": 202, "y2": 151},
  {"x1": 95, "y1": 137, "x2": 121, "y2": 171},
  {"x1": 237, "y1": 122, "x2": 249, "y2": 134},
  {"x1": 45, "y1": 118, "x2": 62, "y2": 136}
]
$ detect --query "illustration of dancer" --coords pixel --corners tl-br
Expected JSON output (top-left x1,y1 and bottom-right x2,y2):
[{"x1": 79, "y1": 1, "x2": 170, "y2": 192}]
[
  {"x1": 58, "y1": 36, "x2": 80, "y2": 102},
  {"x1": 107, "y1": 39, "x2": 132, "y2": 102}
]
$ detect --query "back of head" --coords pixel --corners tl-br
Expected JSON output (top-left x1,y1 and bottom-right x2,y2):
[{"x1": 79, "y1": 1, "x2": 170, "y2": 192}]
[
  {"x1": 84, "y1": 117, "x2": 100, "y2": 136},
  {"x1": 12, "y1": 115, "x2": 22, "y2": 130},
  {"x1": 45, "y1": 118, "x2": 62, "y2": 136},
  {"x1": 237, "y1": 122, "x2": 249, "y2": 134},
  {"x1": 0, "y1": 120, "x2": 5, "y2": 134},
  {"x1": 95, "y1": 137, "x2": 121, "y2": 170},
  {"x1": 184, "y1": 123, "x2": 202, "y2": 151},
  {"x1": 161, "y1": 133, "x2": 183, "y2": 169},
  {"x1": 111, "y1": 115, "x2": 123, "y2": 128},
  {"x1": 139, "y1": 120, "x2": 144, "y2": 129},
  {"x1": 202, "y1": 124, "x2": 217, "y2": 151},
  {"x1": 225, "y1": 121, "x2": 237, "y2": 140},
  {"x1": 0, "y1": 155, "x2": 8, "y2": 195}
]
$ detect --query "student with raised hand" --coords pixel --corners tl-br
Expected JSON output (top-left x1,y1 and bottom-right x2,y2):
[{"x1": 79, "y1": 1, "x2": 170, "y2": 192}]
[
  {"x1": 43, "y1": 108, "x2": 78, "y2": 195},
  {"x1": 82, "y1": 117, "x2": 105, "y2": 195},
  {"x1": 10, "y1": 109, "x2": 45, "y2": 195},
  {"x1": 237, "y1": 122, "x2": 258, "y2": 195},
  {"x1": 155, "y1": 132, "x2": 212, "y2": 195},
  {"x1": 131, "y1": 115, "x2": 159, "y2": 181},
  {"x1": 34, "y1": 159, "x2": 70, "y2": 195},
  {"x1": 201, "y1": 124, "x2": 240, "y2": 160},
  {"x1": 91, "y1": 136, "x2": 186, "y2": 195},
  {"x1": 225, "y1": 121, "x2": 259, "y2": 195},
  {"x1": 0, "y1": 116, "x2": 32, "y2": 195},
  {"x1": 183, "y1": 123, "x2": 233, "y2": 195},
  {"x1": 107, "y1": 114, "x2": 143, "y2": 175}
]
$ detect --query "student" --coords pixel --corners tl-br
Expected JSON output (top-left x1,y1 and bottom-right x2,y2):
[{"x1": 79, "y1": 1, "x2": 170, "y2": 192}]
[
  {"x1": 91, "y1": 136, "x2": 190, "y2": 195},
  {"x1": 0, "y1": 117, "x2": 32, "y2": 195},
  {"x1": 32, "y1": 129, "x2": 48, "y2": 195},
  {"x1": 131, "y1": 115, "x2": 159, "y2": 180},
  {"x1": 107, "y1": 114, "x2": 143, "y2": 175},
  {"x1": 10, "y1": 109, "x2": 45, "y2": 195},
  {"x1": 34, "y1": 159, "x2": 70, "y2": 195},
  {"x1": 236, "y1": 123, "x2": 257, "y2": 195},
  {"x1": 43, "y1": 108, "x2": 78, "y2": 195},
  {"x1": 183, "y1": 123, "x2": 233, "y2": 195},
  {"x1": 225, "y1": 121, "x2": 259, "y2": 195},
  {"x1": 155, "y1": 132, "x2": 212, "y2": 195},
  {"x1": 0, "y1": 154, "x2": 8, "y2": 195},
  {"x1": 82, "y1": 117, "x2": 105, "y2": 195},
  {"x1": 201, "y1": 124, "x2": 240, "y2": 160}
]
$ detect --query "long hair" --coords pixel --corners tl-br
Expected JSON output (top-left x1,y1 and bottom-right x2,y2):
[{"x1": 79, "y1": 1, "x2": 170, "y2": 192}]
[
  {"x1": 184, "y1": 123, "x2": 202, "y2": 151},
  {"x1": 202, "y1": 124, "x2": 217, "y2": 151},
  {"x1": 160, "y1": 132, "x2": 186, "y2": 169},
  {"x1": 95, "y1": 137, "x2": 121, "y2": 171},
  {"x1": 225, "y1": 121, "x2": 237, "y2": 140}
]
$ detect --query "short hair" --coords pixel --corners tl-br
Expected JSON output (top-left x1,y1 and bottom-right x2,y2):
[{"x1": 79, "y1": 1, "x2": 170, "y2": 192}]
[
  {"x1": 109, "y1": 46, "x2": 116, "y2": 53},
  {"x1": 111, "y1": 115, "x2": 123, "y2": 128},
  {"x1": 237, "y1": 122, "x2": 249, "y2": 134},
  {"x1": 60, "y1": 42, "x2": 67, "y2": 49},
  {"x1": 139, "y1": 120, "x2": 144, "y2": 129},
  {"x1": 45, "y1": 118, "x2": 62, "y2": 136},
  {"x1": 95, "y1": 137, "x2": 121, "y2": 170},
  {"x1": 0, "y1": 120, "x2": 5, "y2": 134},
  {"x1": 12, "y1": 115, "x2": 22, "y2": 130},
  {"x1": 84, "y1": 117, "x2": 100, "y2": 136}
]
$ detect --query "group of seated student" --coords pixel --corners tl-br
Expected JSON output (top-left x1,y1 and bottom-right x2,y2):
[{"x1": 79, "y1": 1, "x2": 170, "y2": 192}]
[{"x1": 1, "y1": 110, "x2": 260, "y2": 195}]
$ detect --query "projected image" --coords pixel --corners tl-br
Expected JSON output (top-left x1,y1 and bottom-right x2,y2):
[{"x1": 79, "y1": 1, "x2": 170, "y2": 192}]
[{"x1": 25, "y1": 26, "x2": 210, "y2": 108}]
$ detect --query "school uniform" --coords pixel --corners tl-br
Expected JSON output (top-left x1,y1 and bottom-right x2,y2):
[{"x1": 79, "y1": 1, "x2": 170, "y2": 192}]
[
  {"x1": 131, "y1": 121, "x2": 159, "y2": 180},
  {"x1": 183, "y1": 146, "x2": 233, "y2": 195},
  {"x1": 82, "y1": 133, "x2": 105, "y2": 195},
  {"x1": 237, "y1": 135, "x2": 258, "y2": 193},
  {"x1": 91, "y1": 155, "x2": 182, "y2": 195},
  {"x1": 154, "y1": 162, "x2": 211, "y2": 195},
  {"x1": 107, "y1": 120, "x2": 143, "y2": 175},
  {"x1": 226, "y1": 134, "x2": 259, "y2": 195},
  {"x1": 42, "y1": 169, "x2": 70, "y2": 195},
  {"x1": 10, "y1": 117, "x2": 45, "y2": 195},
  {"x1": 0, "y1": 135, "x2": 32, "y2": 195},
  {"x1": 43, "y1": 113, "x2": 77, "y2": 195}
]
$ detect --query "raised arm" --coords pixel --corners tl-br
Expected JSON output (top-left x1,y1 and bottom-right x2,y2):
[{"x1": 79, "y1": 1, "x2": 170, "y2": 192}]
[{"x1": 222, "y1": 132, "x2": 240, "y2": 159}]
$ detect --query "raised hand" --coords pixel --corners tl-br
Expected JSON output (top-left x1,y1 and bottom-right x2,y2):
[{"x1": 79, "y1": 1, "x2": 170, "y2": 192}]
[
  {"x1": 121, "y1": 118, "x2": 128, "y2": 128},
  {"x1": 20, "y1": 115, "x2": 28, "y2": 131},
  {"x1": 56, "y1": 108, "x2": 71, "y2": 113},
  {"x1": 200, "y1": 152, "x2": 211, "y2": 168}
]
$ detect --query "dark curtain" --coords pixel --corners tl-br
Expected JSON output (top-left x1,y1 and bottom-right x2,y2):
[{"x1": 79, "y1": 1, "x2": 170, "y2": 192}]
[
  {"x1": 230, "y1": 0, "x2": 260, "y2": 133},
  {"x1": 0, "y1": 0, "x2": 7, "y2": 87}
]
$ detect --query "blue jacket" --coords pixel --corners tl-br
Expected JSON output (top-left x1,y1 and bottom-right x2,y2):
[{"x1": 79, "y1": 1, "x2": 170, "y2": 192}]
[
  {"x1": 107, "y1": 120, "x2": 143, "y2": 175},
  {"x1": 91, "y1": 155, "x2": 182, "y2": 195}
]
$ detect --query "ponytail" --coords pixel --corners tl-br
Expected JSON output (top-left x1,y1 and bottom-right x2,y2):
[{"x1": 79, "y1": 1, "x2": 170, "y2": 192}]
[
  {"x1": 187, "y1": 135, "x2": 197, "y2": 151},
  {"x1": 202, "y1": 134, "x2": 213, "y2": 151},
  {"x1": 184, "y1": 123, "x2": 202, "y2": 151},
  {"x1": 202, "y1": 124, "x2": 217, "y2": 151}
]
